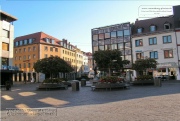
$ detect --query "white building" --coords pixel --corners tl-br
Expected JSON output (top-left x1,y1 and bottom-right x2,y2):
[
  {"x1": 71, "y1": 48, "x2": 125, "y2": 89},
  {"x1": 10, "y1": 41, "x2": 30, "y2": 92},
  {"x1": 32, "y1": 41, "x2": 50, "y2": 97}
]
[
  {"x1": 132, "y1": 7, "x2": 180, "y2": 80},
  {"x1": 0, "y1": 10, "x2": 18, "y2": 85}
]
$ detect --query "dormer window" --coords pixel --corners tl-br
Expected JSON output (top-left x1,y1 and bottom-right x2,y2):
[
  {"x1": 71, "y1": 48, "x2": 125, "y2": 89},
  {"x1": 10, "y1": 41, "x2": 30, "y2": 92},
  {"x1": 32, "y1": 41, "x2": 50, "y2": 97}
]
[
  {"x1": 29, "y1": 38, "x2": 33, "y2": 44},
  {"x1": 51, "y1": 39, "x2": 54, "y2": 44},
  {"x1": 45, "y1": 38, "x2": 50, "y2": 43},
  {"x1": 137, "y1": 28, "x2": 143, "y2": 34},
  {"x1": 150, "y1": 25, "x2": 156, "y2": 32},
  {"x1": 164, "y1": 23, "x2": 170, "y2": 30}
]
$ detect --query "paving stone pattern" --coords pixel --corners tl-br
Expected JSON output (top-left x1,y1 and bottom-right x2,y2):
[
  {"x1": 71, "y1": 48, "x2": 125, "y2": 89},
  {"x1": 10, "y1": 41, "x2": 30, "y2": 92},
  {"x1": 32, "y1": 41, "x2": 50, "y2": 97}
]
[{"x1": 1, "y1": 80, "x2": 180, "y2": 121}]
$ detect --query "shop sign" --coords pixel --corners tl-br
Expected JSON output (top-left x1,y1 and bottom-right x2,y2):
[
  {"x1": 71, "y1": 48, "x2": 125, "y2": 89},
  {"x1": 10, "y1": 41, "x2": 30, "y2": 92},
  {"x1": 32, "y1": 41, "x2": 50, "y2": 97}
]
[
  {"x1": 1, "y1": 65, "x2": 19, "y2": 70},
  {"x1": 157, "y1": 62, "x2": 178, "y2": 68}
]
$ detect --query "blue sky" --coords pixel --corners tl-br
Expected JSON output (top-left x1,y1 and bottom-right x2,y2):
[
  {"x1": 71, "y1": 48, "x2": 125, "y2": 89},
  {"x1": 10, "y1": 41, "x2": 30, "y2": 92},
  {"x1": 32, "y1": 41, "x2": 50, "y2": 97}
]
[{"x1": 0, "y1": 0, "x2": 179, "y2": 52}]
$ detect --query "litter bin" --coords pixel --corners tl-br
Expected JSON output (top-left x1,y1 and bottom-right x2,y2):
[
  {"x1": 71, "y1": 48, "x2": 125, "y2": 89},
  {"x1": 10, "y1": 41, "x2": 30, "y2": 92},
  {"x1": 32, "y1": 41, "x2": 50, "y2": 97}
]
[
  {"x1": 72, "y1": 80, "x2": 79, "y2": 91},
  {"x1": 5, "y1": 81, "x2": 11, "y2": 90},
  {"x1": 81, "y1": 78, "x2": 86, "y2": 87},
  {"x1": 154, "y1": 78, "x2": 161, "y2": 87}
]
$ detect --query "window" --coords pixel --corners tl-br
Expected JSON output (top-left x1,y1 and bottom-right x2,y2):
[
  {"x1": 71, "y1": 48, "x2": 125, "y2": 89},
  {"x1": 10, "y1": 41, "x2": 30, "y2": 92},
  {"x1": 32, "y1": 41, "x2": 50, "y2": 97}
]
[
  {"x1": 136, "y1": 53, "x2": 143, "y2": 59},
  {"x1": 105, "y1": 33, "x2": 110, "y2": 39},
  {"x1": 99, "y1": 46, "x2": 104, "y2": 50},
  {"x1": 45, "y1": 38, "x2": 50, "y2": 43},
  {"x1": 118, "y1": 43, "x2": 124, "y2": 50},
  {"x1": 163, "y1": 35, "x2": 171, "y2": 43},
  {"x1": 20, "y1": 41, "x2": 23, "y2": 46},
  {"x1": 50, "y1": 47, "x2": 53, "y2": 52},
  {"x1": 19, "y1": 49, "x2": 21, "y2": 53},
  {"x1": 111, "y1": 44, "x2": 117, "y2": 50},
  {"x1": 44, "y1": 46, "x2": 48, "y2": 51},
  {"x1": 124, "y1": 30, "x2": 130, "y2": 36},
  {"x1": 93, "y1": 46, "x2": 98, "y2": 52},
  {"x1": 33, "y1": 46, "x2": 36, "y2": 51},
  {"x1": 125, "y1": 49, "x2": 131, "y2": 55},
  {"x1": 135, "y1": 39, "x2": 143, "y2": 47},
  {"x1": 28, "y1": 55, "x2": 31, "y2": 59},
  {"x1": 19, "y1": 56, "x2": 21, "y2": 60},
  {"x1": 125, "y1": 42, "x2": 131, "y2": 49},
  {"x1": 44, "y1": 54, "x2": 48, "y2": 58},
  {"x1": 24, "y1": 63, "x2": 26, "y2": 68},
  {"x1": 24, "y1": 40, "x2": 27, "y2": 45},
  {"x1": 150, "y1": 25, "x2": 156, "y2": 32},
  {"x1": 28, "y1": 63, "x2": 31, "y2": 68},
  {"x1": 111, "y1": 32, "x2": 116, "y2": 38},
  {"x1": 33, "y1": 54, "x2": 36, "y2": 58},
  {"x1": 164, "y1": 50, "x2": 173, "y2": 58},
  {"x1": 23, "y1": 55, "x2": 26, "y2": 60},
  {"x1": 105, "y1": 45, "x2": 111, "y2": 50},
  {"x1": 63, "y1": 50, "x2": 64, "y2": 53},
  {"x1": 137, "y1": 28, "x2": 142, "y2": 33},
  {"x1": 64, "y1": 43, "x2": 67, "y2": 48},
  {"x1": 2, "y1": 58, "x2": 8, "y2": 66},
  {"x1": 150, "y1": 51, "x2": 158, "y2": 59},
  {"x1": 19, "y1": 64, "x2": 21, "y2": 68},
  {"x1": 15, "y1": 50, "x2": 18, "y2": 53},
  {"x1": 24, "y1": 48, "x2": 26, "y2": 52},
  {"x1": 15, "y1": 42, "x2": 19, "y2": 46},
  {"x1": 55, "y1": 48, "x2": 58, "y2": 52},
  {"x1": 2, "y1": 42, "x2": 9, "y2": 51},
  {"x1": 98, "y1": 33, "x2": 104, "y2": 40},
  {"x1": 28, "y1": 47, "x2": 31, "y2": 52},
  {"x1": 29, "y1": 38, "x2": 33, "y2": 44},
  {"x1": 164, "y1": 23, "x2": 170, "y2": 30},
  {"x1": 2, "y1": 29, "x2": 9, "y2": 38},
  {"x1": 117, "y1": 31, "x2": 123, "y2": 37},
  {"x1": 149, "y1": 37, "x2": 157, "y2": 45},
  {"x1": 51, "y1": 39, "x2": 54, "y2": 44}
]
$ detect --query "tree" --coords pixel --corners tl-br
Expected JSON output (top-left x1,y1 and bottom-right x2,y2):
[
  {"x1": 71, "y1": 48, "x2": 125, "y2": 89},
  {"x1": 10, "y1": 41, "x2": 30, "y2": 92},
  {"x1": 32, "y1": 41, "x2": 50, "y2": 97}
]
[
  {"x1": 132, "y1": 58, "x2": 157, "y2": 75},
  {"x1": 33, "y1": 56, "x2": 74, "y2": 79},
  {"x1": 93, "y1": 49, "x2": 130, "y2": 76}
]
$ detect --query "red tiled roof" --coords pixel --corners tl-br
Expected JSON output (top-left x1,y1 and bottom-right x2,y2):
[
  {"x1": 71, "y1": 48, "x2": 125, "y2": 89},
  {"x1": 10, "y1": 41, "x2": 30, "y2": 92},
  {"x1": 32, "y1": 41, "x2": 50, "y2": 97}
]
[{"x1": 14, "y1": 32, "x2": 62, "y2": 45}]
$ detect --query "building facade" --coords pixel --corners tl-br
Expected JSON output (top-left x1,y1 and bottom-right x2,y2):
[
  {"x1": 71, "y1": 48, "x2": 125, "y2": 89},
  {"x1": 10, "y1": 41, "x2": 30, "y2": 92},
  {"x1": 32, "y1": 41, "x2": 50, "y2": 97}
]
[
  {"x1": 14, "y1": 32, "x2": 84, "y2": 81},
  {"x1": 132, "y1": 5, "x2": 180, "y2": 80},
  {"x1": 91, "y1": 22, "x2": 132, "y2": 75},
  {"x1": 86, "y1": 52, "x2": 93, "y2": 71},
  {"x1": 0, "y1": 11, "x2": 18, "y2": 85}
]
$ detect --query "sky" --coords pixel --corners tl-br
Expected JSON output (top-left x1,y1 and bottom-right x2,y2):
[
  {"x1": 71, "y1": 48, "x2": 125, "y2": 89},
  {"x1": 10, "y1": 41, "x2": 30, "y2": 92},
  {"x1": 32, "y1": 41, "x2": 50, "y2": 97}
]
[{"x1": 0, "y1": 0, "x2": 180, "y2": 52}]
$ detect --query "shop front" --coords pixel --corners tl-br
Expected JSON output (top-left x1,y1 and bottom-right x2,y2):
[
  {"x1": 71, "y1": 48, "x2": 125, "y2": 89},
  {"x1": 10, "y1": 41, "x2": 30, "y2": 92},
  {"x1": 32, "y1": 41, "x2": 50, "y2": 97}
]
[
  {"x1": 1, "y1": 65, "x2": 21, "y2": 86},
  {"x1": 154, "y1": 62, "x2": 180, "y2": 80}
]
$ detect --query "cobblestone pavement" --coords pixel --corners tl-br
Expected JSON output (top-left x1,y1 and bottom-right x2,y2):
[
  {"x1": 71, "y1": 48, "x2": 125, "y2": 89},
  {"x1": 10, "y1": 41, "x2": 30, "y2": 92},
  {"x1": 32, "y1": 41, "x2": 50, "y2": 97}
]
[{"x1": 1, "y1": 80, "x2": 180, "y2": 121}]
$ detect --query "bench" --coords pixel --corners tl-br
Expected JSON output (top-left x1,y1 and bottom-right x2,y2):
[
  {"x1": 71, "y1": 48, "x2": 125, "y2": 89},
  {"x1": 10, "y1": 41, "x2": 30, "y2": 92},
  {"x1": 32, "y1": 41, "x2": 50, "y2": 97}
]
[
  {"x1": 37, "y1": 83, "x2": 68, "y2": 90},
  {"x1": 91, "y1": 82, "x2": 130, "y2": 91},
  {"x1": 131, "y1": 79, "x2": 154, "y2": 85}
]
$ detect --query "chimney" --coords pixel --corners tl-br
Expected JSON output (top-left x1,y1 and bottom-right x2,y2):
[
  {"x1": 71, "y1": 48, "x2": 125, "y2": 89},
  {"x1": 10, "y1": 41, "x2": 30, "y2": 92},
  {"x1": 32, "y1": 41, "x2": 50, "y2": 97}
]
[{"x1": 136, "y1": 18, "x2": 138, "y2": 21}]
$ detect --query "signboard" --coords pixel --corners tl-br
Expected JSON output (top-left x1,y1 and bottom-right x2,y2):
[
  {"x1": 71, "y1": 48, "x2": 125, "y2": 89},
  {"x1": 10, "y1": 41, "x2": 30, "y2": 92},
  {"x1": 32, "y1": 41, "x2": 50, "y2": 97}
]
[
  {"x1": 1, "y1": 65, "x2": 19, "y2": 70},
  {"x1": 157, "y1": 62, "x2": 178, "y2": 68}
]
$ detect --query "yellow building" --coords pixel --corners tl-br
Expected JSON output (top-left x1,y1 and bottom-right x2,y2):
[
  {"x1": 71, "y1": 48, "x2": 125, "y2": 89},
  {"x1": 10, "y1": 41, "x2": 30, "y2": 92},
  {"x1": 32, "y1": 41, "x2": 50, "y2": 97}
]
[{"x1": 14, "y1": 32, "x2": 83, "y2": 76}]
